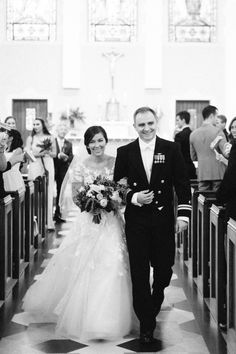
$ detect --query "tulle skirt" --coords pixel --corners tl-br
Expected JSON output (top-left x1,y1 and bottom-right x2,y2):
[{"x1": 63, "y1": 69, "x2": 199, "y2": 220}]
[{"x1": 22, "y1": 210, "x2": 132, "y2": 341}]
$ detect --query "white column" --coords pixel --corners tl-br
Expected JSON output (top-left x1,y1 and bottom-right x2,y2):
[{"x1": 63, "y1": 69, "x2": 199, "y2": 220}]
[
  {"x1": 62, "y1": 0, "x2": 83, "y2": 88},
  {"x1": 144, "y1": 0, "x2": 163, "y2": 89}
]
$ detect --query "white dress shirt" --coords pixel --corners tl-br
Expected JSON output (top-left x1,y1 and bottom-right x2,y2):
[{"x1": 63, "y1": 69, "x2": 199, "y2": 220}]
[
  {"x1": 132, "y1": 137, "x2": 156, "y2": 205},
  {"x1": 57, "y1": 137, "x2": 65, "y2": 159},
  {"x1": 139, "y1": 138, "x2": 156, "y2": 183},
  {"x1": 57, "y1": 137, "x2": 65, "y2": 152}
]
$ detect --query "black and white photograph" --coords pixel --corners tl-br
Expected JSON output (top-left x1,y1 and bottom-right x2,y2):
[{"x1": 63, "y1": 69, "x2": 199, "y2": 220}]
[{"x1": 0, "y1": 0, "x2": 236, "y2": 353}]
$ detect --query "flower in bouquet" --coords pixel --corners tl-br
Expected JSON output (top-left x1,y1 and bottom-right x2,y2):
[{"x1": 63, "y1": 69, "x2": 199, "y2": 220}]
[
  {"x1": 74, "y1": 176, "x2": 129, "y2": 224},
  {"x1": 37, "y1": 137, "x2": 52, "y2": 153}
]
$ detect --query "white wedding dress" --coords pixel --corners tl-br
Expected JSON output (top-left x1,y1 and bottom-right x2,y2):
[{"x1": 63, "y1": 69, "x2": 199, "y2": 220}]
[{"x1": 22, "y1": 160, "x2": 132, "y2": 341}]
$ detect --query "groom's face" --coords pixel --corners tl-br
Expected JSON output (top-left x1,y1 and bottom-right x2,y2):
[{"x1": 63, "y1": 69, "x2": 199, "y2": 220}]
[{"x1": 134, "y1": 111, "x2": 157, "y2": 143}]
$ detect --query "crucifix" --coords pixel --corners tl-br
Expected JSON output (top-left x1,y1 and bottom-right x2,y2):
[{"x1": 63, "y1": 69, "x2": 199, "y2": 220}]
[{"x1": 102, "y1": 50, "x2": 124, "y2": 121}]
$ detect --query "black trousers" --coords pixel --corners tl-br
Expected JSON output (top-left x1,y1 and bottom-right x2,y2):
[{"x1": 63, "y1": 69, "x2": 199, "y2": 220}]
[
  {"x1": 55, "y1": 172, "x2": 66, "y2": 216},
  {"x1": 125, "y1": 209, "x2": 175, "y2": 333}
]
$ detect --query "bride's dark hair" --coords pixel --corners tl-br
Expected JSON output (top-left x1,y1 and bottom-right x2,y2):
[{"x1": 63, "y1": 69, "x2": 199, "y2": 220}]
[{"x1": 84, "y1": 126, "x2": 108, "y2": 154}]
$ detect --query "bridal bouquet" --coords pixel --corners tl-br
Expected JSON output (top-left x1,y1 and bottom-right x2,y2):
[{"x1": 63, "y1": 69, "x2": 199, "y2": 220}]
[
  {"x1": 74, "y1": 176, "x2": 128, "y2": 224},
  {"x1": 37, "y1": 137, "x2": 52, "y2": 153}
]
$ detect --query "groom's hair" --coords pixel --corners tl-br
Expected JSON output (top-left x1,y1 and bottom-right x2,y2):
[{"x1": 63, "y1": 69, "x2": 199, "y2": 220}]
[
  {"x1": 84, "y1": 125, "x2": 108, "y2": 154},
  {"x1": 133, "y1": 107, "x2": 157, "y2": 122}
]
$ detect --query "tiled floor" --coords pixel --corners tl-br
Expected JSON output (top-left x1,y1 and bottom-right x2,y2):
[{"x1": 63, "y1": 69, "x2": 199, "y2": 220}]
[{"x1": 0, "y1": 210, "x2": 227, "y2": 354}]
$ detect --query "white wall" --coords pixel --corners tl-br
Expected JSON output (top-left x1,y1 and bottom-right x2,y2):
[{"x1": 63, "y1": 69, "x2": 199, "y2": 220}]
[{"x1": 0, "y1": 0, "x2": 232, "y2": 140}]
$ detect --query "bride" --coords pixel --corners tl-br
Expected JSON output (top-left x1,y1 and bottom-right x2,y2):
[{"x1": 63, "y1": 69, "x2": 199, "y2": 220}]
[{"x1": 22, "y1": 125, "x2": 132, "y2": 341}]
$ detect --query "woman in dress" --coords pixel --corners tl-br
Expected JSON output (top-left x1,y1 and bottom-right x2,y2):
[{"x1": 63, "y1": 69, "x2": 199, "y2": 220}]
[
  {"x1": 3, "y1": 128, "x2": 25, "y2": 192},
  {"x1": 22, "y1": 125, "x2": 132, "y2": 341},
  {"x1": 25, "y1": 118, "x2": 56, "y2": 230}
]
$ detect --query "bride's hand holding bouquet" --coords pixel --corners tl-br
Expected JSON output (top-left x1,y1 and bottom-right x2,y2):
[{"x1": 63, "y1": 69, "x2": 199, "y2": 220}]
[{"x1": 73, "y1": 176, "x2": 128, "y2": 224}]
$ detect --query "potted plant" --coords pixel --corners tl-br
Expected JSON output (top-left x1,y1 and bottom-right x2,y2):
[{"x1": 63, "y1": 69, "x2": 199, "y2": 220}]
[{"x1": 68, "y1": 107, "x2": 86, "y2": 130}]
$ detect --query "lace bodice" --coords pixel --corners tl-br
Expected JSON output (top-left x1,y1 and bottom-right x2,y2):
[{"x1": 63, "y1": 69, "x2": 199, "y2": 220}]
[{"x1": 72, "y1": 159, "x2": 115, "y2": 184}]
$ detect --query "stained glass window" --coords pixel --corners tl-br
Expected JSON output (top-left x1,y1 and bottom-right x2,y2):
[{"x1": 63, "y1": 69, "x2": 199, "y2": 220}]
[
  {"x1": 7, "y1": 0, "x2": 57, "y2": 41},
  {"x1": 88, "y1": 0, "x2": 137, "y2": 42},
  {"x1": 169, "y1": 0, "x2": 217, "y2": 42}
]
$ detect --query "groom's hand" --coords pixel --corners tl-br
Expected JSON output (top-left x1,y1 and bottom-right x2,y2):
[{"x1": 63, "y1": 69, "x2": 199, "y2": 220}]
[
  {"x1": 137, "y1": 190, "x2": 154, "y2": 204},
  {"x1": 175, "y1": 219, "x2": 188, "y2": 233}
]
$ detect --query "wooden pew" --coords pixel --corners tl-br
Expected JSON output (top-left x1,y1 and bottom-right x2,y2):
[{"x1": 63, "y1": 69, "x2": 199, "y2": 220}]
[
  {"x1": 189, "y1": 180, "x2": 199, "y2": 259},
  {"x1": 191, "y1": 189, "x2": 216, "y2": 278},
  {"x1": 41, "y1": 174, "x2": 48, "y2": 238},
  {"x1": 196, "y1": 193, "x2": 218, "y2": 297},
  {"x1": 8, "y1": 188, "x2": 28, "y2": 279},
  {"x1": 24, "y1": 180, "x2": 37, "y2": 262},
  {"x1": 176, "y1": 180, "x2": 200, "y2": 268},
  {"x1": 207, "y1": 204, "x2": 226, "y2": 325},
  {"x1": 176, "y1": 226, "x2": 189, "y2": 264},
  {"x1": 33, "y1": 177, "x2": 42, "y2": 248},
  {"x1": 227, "y1": 218, "x2": 236, "y2": 350},
  {"x1": 0, "y1": 196, "x2": 17, "y2": 301}
]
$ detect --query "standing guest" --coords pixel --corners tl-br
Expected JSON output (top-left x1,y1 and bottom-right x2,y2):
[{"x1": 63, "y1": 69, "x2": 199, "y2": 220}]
[
  {"x1": 0, "y1": 131, "x2": 24, "y2": 198},
  {"x1": 227, "y1": 117, "x2": 236, "y2": 145},
  {"x1": 216, "y1": 115, "x2": 229, "y2": 141},
  {"x1": 4, "y1": 116, "x2": 17, "y2": 129},
  {"x1": 3, "y1": 128, "x2": 25, "y2": 192},
  {"x1": 25, "y1": 118, "x2": 56, "y2": 231},
  {"x1": 114, "y1": 107, "x2": 191, "y2": 345},
  {"x1": 217, "y1": 142, "x2": 236, "y2": 221},
  {"x1": 174, "y1": 111, "x2": 197, "y2": 179},
  {"x1": 217, "y1": 117, "x2": 236, "y2": 219},
  {"x1": 5, "y1": 128, "x2": 23, "y2": 151},
  {"x1": 190, "y1": 105, "x2": 227, "y2": 191},
  {"x1": 215, "y1": 117, "x2": 236, "y2": 331},
  {"x1": 53, "y1": 122, "x2": 73, "y2": 223}
]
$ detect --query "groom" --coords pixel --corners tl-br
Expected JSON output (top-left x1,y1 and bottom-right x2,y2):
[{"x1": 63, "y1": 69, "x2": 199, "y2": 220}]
[{"x1": 114, "y1": 107, "x2": 191, "y2": 344}]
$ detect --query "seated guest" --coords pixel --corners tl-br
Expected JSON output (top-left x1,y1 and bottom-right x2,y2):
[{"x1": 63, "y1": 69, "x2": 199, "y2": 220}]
[
  {"x1": 53, "y1": 122, "x2": 73, "y2": 222},
  {"x1": 174, "y1": 111, "x2": 197, "y2": 179}
]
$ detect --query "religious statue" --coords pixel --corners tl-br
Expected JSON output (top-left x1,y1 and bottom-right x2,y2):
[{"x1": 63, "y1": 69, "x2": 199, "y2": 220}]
[{"x1": 102, "y1": 50, "x2": 124, "y2": 121}]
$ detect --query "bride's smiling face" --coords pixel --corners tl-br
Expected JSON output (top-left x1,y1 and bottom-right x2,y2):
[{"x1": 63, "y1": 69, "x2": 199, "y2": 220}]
[{"x1": 88, "y1": 132, "x2": 107, "y2": 156}]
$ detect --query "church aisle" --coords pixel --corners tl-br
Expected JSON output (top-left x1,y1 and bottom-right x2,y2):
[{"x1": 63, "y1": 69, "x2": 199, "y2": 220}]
[{"x1": 0, "y1": 211, "x2": 227, "y2": 354}]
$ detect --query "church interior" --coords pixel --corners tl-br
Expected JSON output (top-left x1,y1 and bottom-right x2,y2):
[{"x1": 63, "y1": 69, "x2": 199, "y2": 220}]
[{"x1": 0, "y1": 0, "x2": 236, "y2": 353}]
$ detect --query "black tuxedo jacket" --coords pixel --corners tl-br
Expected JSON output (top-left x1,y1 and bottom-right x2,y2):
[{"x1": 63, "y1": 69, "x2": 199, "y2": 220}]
[
  {"x1": 174, "y1": 127, "x2": 196, "y2": 179},
  {"x1": 54, "y1": 138, "x2": 73, "y2": 179},
  {"x1": 114, "y1": 137, "x2": 191, "y2": 225}
]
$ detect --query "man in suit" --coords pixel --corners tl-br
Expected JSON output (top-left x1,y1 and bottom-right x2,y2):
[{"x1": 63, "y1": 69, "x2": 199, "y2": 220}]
[
  {"x1": 190, "y1": 105, "x2": 227, "y2": 191},
  {"x1": 174, "y1": 111, "x2": 197, "y2": 179},
  {"x1": 54, "y1": 122, "x2": 73, "y2": 222},
  {"x1": 114, "y1": 107, "x2": 191, "y2": 345}
]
